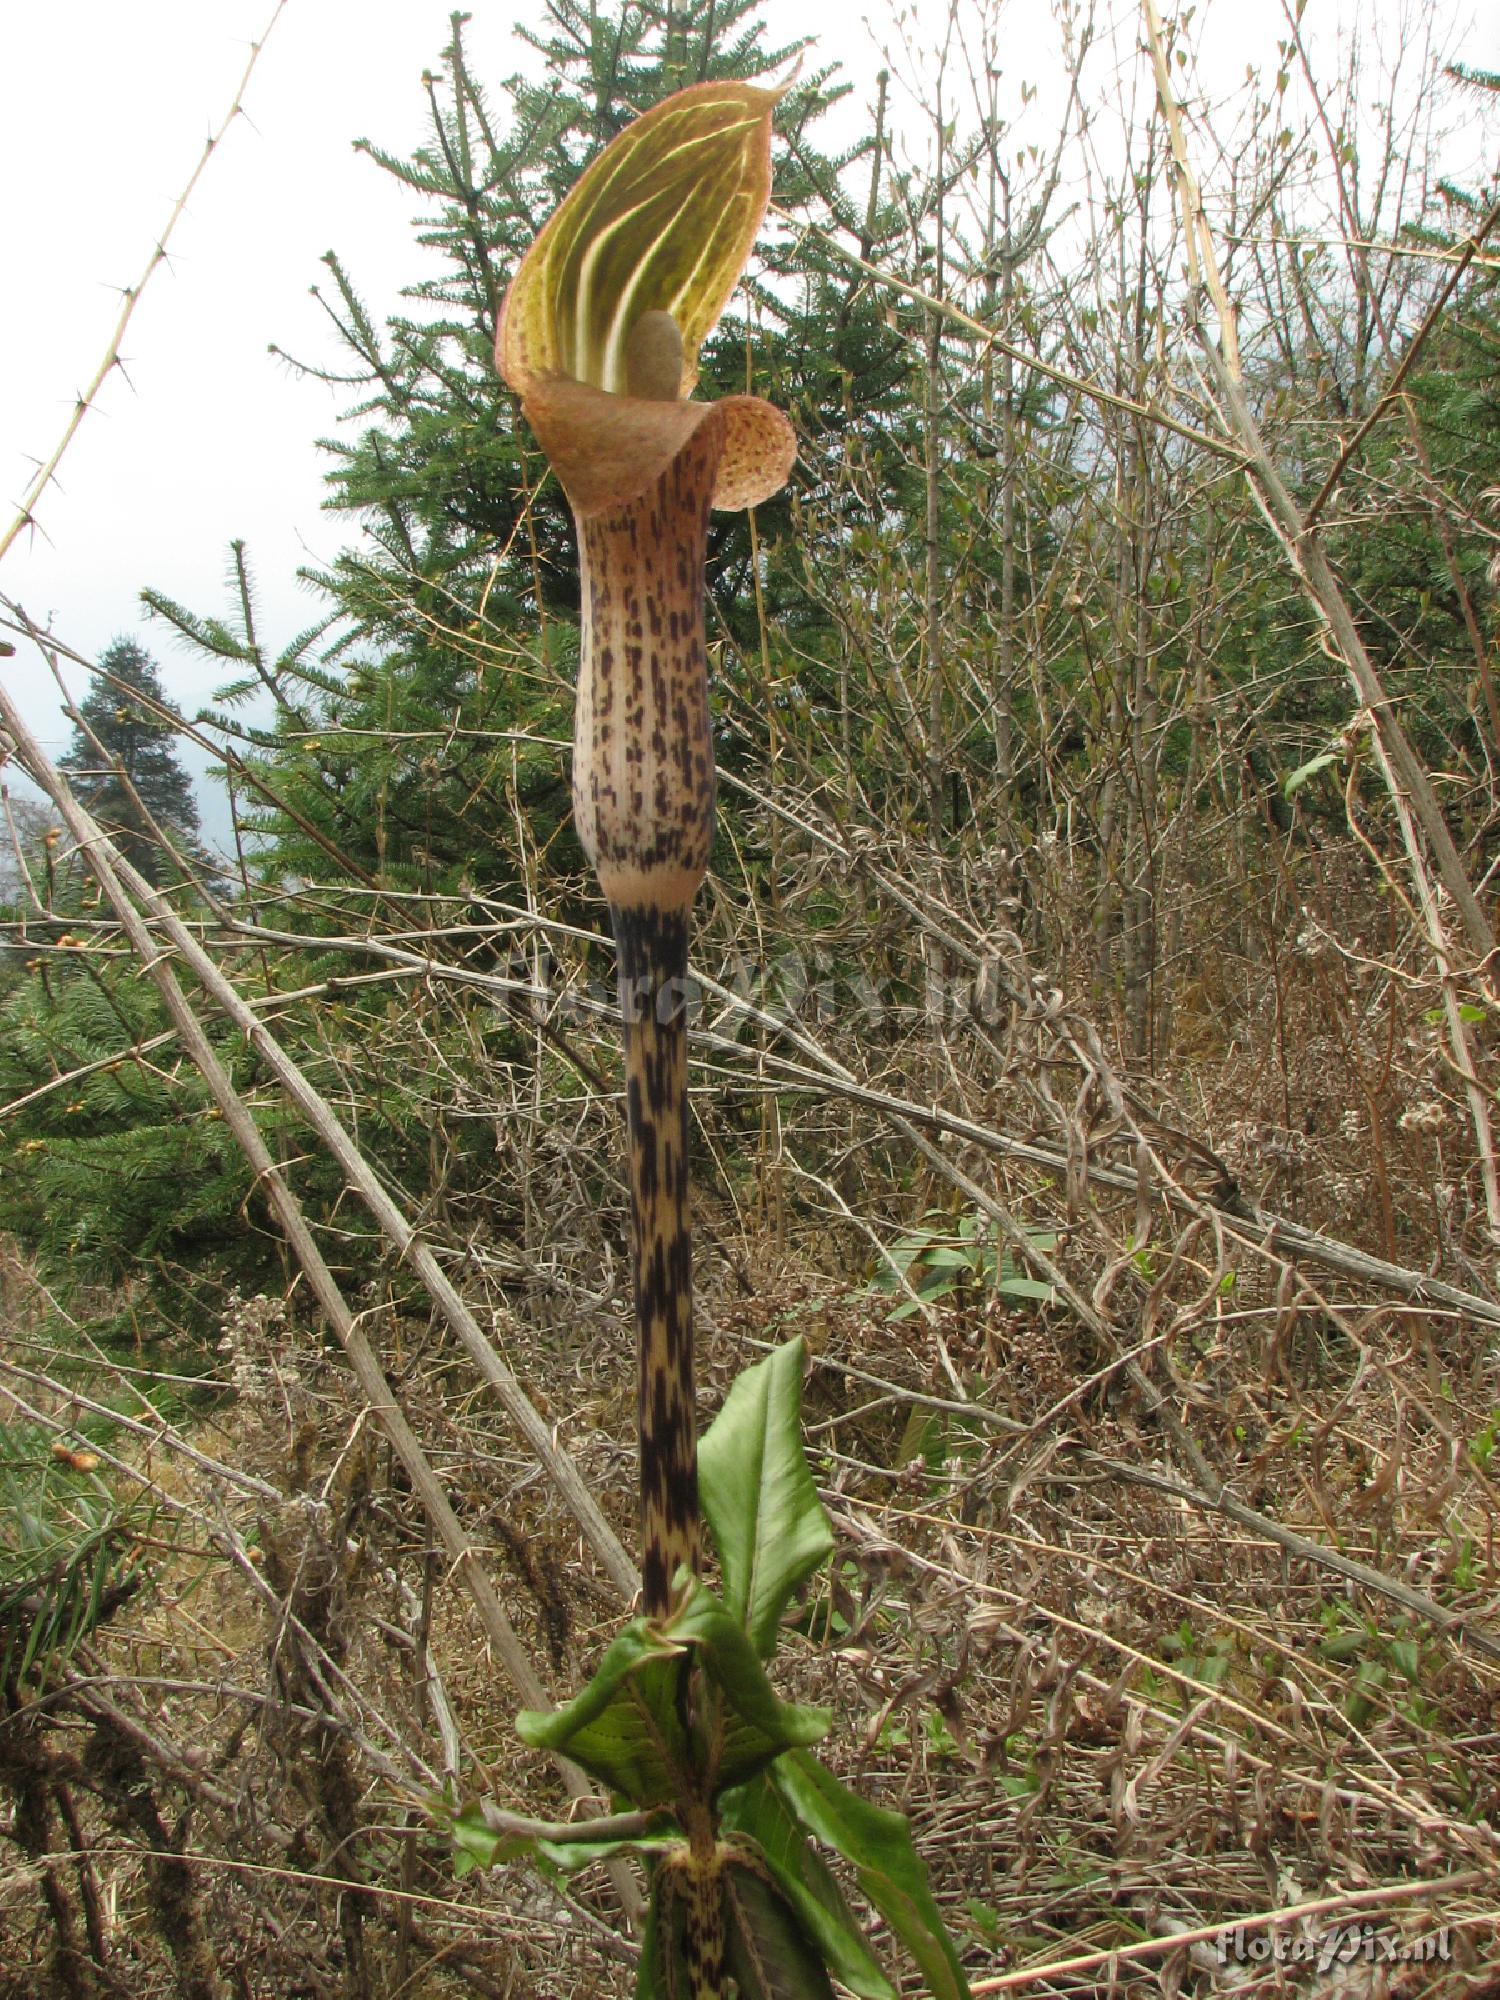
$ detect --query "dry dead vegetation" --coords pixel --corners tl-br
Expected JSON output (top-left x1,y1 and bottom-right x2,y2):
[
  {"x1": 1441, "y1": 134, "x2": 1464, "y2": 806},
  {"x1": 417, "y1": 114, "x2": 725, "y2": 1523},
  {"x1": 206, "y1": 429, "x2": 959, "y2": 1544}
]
[
  {"x1": 3, "y1": 0, "x2": 1500, "y2": 1995},
  {"x1": 2, "y1": 839, "x2": 1497, "y2": 1998}
]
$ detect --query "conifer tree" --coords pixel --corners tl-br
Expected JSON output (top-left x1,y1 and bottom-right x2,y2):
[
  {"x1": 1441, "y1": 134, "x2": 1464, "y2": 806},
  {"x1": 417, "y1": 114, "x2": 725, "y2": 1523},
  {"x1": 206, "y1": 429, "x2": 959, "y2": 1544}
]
[{"x1": 60, "y1": 638, "x2": 199, "y2": 885}]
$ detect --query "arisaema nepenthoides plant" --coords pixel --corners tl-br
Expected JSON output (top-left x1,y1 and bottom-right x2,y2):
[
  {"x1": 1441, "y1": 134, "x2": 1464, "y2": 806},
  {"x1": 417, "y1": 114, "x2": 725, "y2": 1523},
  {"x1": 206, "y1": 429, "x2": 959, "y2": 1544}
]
[{"x1": 449, "y1": 82, "x2": 974, "y2": 2000}]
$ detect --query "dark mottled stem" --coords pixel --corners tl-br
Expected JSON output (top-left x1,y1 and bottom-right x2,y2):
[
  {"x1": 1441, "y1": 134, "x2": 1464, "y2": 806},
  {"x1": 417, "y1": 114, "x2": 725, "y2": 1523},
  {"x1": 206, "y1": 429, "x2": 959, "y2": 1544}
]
[
  {"x1": 614, "y1": 903, "x2": 699, "y2": 1617},
  {"x1": 662, "y1": 1836, "x2": 728, "y2": 2000},
  {"x1": 571, "y1": 409, "x2": 724, "y2": 1619}
]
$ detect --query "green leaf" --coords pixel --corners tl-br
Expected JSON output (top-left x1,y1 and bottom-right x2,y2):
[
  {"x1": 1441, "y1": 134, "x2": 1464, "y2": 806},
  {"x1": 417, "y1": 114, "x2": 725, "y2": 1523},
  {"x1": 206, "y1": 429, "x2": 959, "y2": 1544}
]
[
  {"x1": 918, "y1": 1247, "x2": 974, "y2": 1272},
  {"x1": 1387, "y1": 1638, "x2": 1422, "y2": 1681},
  {"x1": 995, "y1": 1276, "x2": 1057, "y2": 1303},
  {"x1": 636, "y1": 1882, "x2": 667, "y2": 1999},
  {"x1": 672, "y1": 1582, "x2": 831, "y2": 1792},
  {"x1": 887, "y1": 1292, "x2": 944, "y2": 1322},
  {"x1": 516, "y1": 1618, "x2": 689, "y2": 1808},
  {"x1": 451, "y1": 1809, "x2": 675, "y2": 1884},
  {"x1": 499, "y1": 81, "x2": 782, "y2": 397},
  {"x1": 699, "y1": 1337, "x2": 835, "y2": 1658},
  {"x1": 447, "y1": 1799, "x2": 679, "y2": 1882},
  {"x1": 1318, "y1": 1629, "x2": 1365, "y2": 1663},
  {"x1": 1283, "y1": 749, "x2": 1341, "y2": 798},
  {"x1": 723, "y1": 1857, "x2": 838, "y2": 2000},
  {"x1": 720, "y1": 1777, "x2": 896, "y2": 1999},
  {"x1": 771, "y1": 1752, "x2": 972, "y2": 2000},
  {"x1": 450, "y1": 1804, "x2": 524, "y2": 1879},
  {"x1": 518, "y1": 1584, "x2": 828, "y2": 1813}
]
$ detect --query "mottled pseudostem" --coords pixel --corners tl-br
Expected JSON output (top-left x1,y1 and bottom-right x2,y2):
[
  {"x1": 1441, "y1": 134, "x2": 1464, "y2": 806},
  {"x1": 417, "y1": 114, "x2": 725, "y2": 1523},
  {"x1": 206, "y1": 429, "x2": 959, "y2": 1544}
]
[
  {"x1": 614, "y1": 904, "x2": 700, "y2": 1618},
  {"x1": 666, "y1": 1836, "x2": 728, "y2": 2000},
  {"x1": 573, "y1": 405, "x2": 722, "y2": 1619}
]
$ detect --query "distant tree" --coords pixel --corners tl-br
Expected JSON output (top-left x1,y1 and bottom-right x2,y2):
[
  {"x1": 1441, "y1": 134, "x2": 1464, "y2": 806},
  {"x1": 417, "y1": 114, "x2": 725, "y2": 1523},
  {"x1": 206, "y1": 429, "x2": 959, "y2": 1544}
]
[{"x1": 60, "y1": 638, "x2": 199, "y2": 883}]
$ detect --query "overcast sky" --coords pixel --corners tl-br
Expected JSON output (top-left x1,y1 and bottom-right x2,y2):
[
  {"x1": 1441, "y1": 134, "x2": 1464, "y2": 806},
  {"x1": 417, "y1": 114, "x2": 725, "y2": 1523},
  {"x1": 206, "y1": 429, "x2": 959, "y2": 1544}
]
[{"x1": 1, "y1": 1, "x2": 1495, "y2": 850}]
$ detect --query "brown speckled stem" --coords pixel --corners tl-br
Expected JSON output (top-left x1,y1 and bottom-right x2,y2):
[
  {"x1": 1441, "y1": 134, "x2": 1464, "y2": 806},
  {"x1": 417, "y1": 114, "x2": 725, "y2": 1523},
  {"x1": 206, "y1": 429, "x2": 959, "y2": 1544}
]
[
  {"x1": 613, "y1": 902, "x2": 698, "y2": 1618},
  {"x1": 572, "y1": 411, "x2": 725, "y2": 1619}
]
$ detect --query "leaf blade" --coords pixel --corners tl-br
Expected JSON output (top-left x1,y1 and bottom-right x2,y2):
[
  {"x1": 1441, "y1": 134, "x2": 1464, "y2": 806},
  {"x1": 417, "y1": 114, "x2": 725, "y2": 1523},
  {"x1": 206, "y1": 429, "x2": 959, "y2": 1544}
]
[
  {"x1": 720, "y1": 1777, "x2": 897, "y2": 2000},
  {"x1": 770, "y1": 1752, "x2": 972, "y2": 2000},
  {"x1": 699, "y1": 1337, "x2": 834, "y2": 1658},
  {"x1": 672, "y1": 1582, "x2": 831, "y2": 1792},
  {"x1": 515, "y1": 1618, "x2": 689, "y2": 1808},
  {"x1": 722, "y1": 1856, "x2": 837, "y2": 2000}
]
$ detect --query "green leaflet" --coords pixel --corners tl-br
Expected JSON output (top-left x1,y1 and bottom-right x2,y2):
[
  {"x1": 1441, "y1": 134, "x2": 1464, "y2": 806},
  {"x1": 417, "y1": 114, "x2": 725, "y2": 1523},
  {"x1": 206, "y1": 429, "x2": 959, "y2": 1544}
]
[
  {"x1": 532, "y1": 1830, "x2": 676, "y2": 1876},
  {"x1": 669, "y1": 1581, "x2": 831, "y2": 1793},
  {"x1": 449, "y1": 1805, "x2": 530, "y2": 1879},
  {"x1": 499, "y1": 80, "x2": 781, "y2": 398},
  {"x1": 640, "y1": 1850, "x2": 841, "y2": 2000},
  {"x1": 448, "y1": 1798, "x2": 678, "y2": 1881},
  {"x1": 515, "y1": 1581, "x2": 828, "y2": 1811},
  {"x1": 719, "y1": 1777, "x2": 896, "y2": 2000},
  {"x1": 516, "y1": 1618, "x2": 690, "y2": 1808},
  {"x1": 699, "y1": 1337, "x2": 834, "y2": 1659},
  {"x1": 771, "y1": 1751, "x2": 973, "y2": 2000},
  {"x1": 723, "y1": 1856, "x2": 837, "y2": 2000},
  {"x1": 1283, "y1": 748, "x2": 1342, "y2": 797}
]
